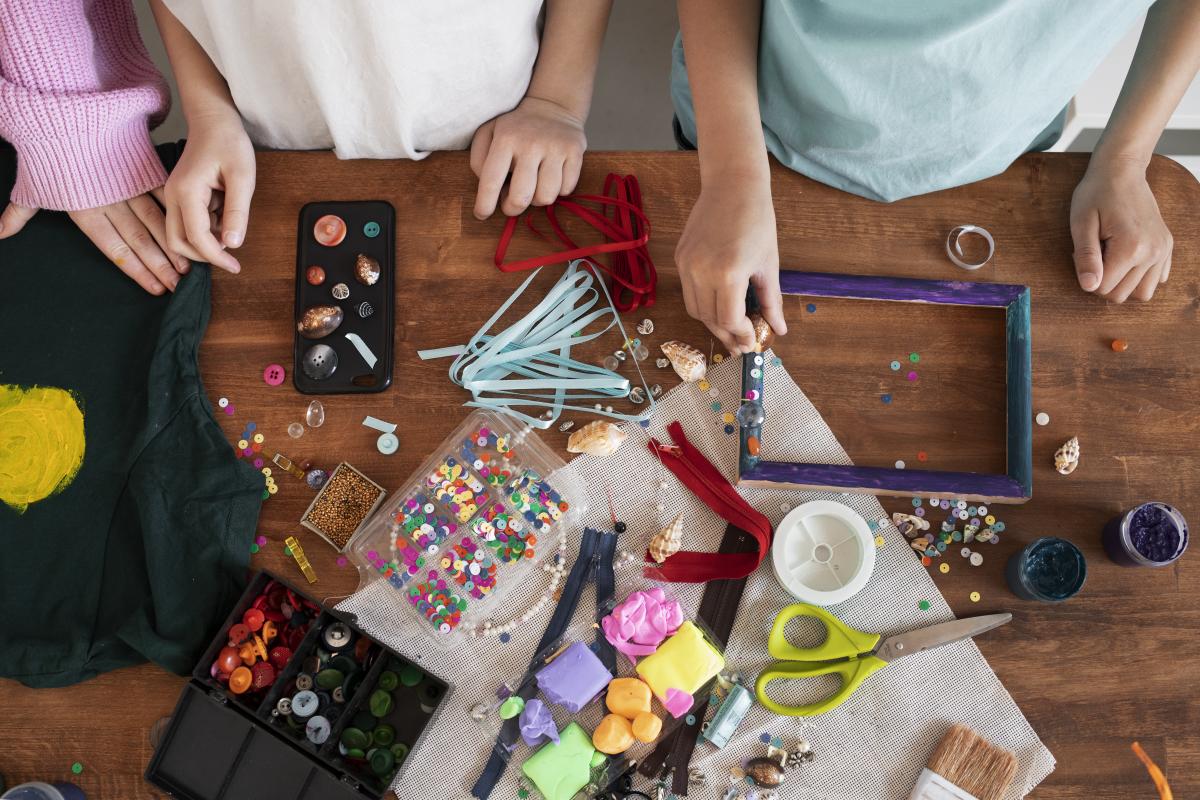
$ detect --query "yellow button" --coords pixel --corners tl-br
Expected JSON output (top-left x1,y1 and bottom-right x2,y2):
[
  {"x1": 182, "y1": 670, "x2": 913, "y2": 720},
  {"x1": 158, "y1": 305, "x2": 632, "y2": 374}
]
[
  {"x1": 268, "y1": 484, "x2": 278, "y2": 495},
  {"x1": 698, "y1": 380, "x2": 711, "y2": 391},
  {"x1": 713, "y1": 354, "x2": 724, "y2": 363},
  {"x1": 722, "y1": 413, "x2": 735, "y2": 424},
  {"x1": 939, "y1": 563, "x2": 950, "y2": 574},
  {"x1": 970, "y1": 591, "x2": 981, "y2": 602},
  {"x1": 261, "y1": 467, "x2": 272, "y2": 477},
  {"x1": 874, "y1": 535, "x2": 885, "y2": 548},
  {"x1": 985, "y1": 515, "x2": 996, "y2": 525},
  {"x1": 253, "y1": 433, "x2": 265, "y2": 444},
  {"x1": 237, "y1": 439, "x2": 249, "y2": 450}
]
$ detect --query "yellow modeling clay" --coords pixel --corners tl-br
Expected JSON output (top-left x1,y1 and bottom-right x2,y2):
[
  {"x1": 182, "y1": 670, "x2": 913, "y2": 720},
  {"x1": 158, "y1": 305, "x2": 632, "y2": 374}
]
[{"x1": 635, "y1": 621, "x2": 724, "y2": 713}]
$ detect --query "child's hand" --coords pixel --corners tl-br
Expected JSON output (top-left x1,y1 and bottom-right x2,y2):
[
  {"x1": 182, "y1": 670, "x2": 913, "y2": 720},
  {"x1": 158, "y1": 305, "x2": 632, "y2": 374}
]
[
  {"x1": 0, "y1": 190, "x2": 190, "y2": 295},
  {"x1": 164, "y1": 112, "x2": 255, "y2": 273},
  {"x1": 1070, "y1": 156, "x2": 1172, "y2": 303},
  {"x1": 470, "y1": 96, "x2": 586, "y2": 220},
  {"x1": 676, "y1": 175, "x2": 788, "y2": 354}
]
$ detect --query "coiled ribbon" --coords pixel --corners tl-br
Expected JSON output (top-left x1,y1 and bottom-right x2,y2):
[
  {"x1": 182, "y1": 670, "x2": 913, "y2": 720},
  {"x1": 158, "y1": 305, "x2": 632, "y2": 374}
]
[{"x1": 418, "y1": 259, "x2": 653, "y2": 428}]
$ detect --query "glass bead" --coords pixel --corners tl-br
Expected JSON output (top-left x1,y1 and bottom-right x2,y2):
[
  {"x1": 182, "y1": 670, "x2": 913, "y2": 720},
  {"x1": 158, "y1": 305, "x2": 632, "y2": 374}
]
[
  {"x1": 305, "y1": 400, "x2": 325, "y2": 428},
  {"x1": 656, "y1": 358, "x2": 670, "y2": 369},
  {"x1": 602, "y1": 356, "x2": 620, "y2": 372},
  {"x1": 288, "y1": 422, "x2": 305, "y2": 438},
  {"x1": 633, "y1": 343, "x2": 650, "y2": 361},
  {"x1": 735, "y1": 401, "x2": 766, "y2": 428}
]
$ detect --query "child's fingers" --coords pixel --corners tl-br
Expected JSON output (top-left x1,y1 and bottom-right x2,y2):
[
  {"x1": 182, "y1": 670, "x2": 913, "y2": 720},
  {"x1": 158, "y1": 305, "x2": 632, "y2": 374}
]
[
  {"x1": 751, "y1": 271, "x2": 788, "y2": 336},
  {"x1": 164, "y1": 198, "x2": 204, "y2": 264},
  {"x1": 703, "y1": 288, "x2": 742, "y2": 355},
  {"x1": 502, "y1": 153, "x2": 541, "y2": 217},
  {"x1": 0, "y1": 202, "x2": 38, "y2": 239},
  {"x1": 220, "y1": 168, "x2": 255, "y2": 248},
  {"x1": 1069, "y1": 209, "x2": 1104, "y2": 292},
  {"x1": 1095, "y1": 234, "x2": 1140, "y2": 296},
  {"x1": 1161, "y1": 254, "x2": 1171, "y2": 283},
  {"x1": 72, "y1": 211, "x2": 165, "y2": 295},
  {"x1": 130, "y1": 193, "x2": 190, "y2": 274},
  {"x1": 469, "y1": 121, "x2": 494, "y2": 178},
  {"x1": 561, "y1": 154, "x2": 582, "y2": 196},
  {"x1": 532, "y1": 158, "x2": 564, "y2": 207},
  {"x1": 180, "y1": 189, "x2": 240, "y2": 273},
  {"x1": 716, "y1": 284, "x2": 756, "y2": 355},
  {"x1": 1131, "y1": 262, "x2": 1164, "y2": 302},
  {"x1": 106, "y1": 202, "x2": 179, "y2": 292},
  {"x1": 474, "y1": 144, "x2": 513, "y2": 220},
  {"x1": 1107, "y1": 259, "x2": 1152, "y2": 304}
]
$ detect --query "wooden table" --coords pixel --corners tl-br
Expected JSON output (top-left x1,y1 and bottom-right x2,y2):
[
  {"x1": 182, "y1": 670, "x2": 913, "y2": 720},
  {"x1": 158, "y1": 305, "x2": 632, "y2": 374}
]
[{"x1": 2, "y1": 151, "x2": 1197, "y2": 799}]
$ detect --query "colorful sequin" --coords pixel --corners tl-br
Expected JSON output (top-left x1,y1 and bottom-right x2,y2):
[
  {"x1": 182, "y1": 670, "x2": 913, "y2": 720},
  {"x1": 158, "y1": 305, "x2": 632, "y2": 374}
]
[
  {"x1": 408, "y1": 571, "x2": 467, "y2": 634},
  {"x1": 471, "y1": 502, "x2": 533, "y2": 563},
  {"x1": 426, "y1": 457, "x2": 489, "y2": 522},
  {"x1": 441, "y1": 536, "x2": 498, "y2": 599}
]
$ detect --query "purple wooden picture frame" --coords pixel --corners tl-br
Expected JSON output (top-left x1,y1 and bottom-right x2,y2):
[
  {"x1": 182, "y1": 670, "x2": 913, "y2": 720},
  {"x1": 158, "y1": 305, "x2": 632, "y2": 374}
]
[{"x1": 739, "y1": 271, "x2": 1033, "y2": 504}]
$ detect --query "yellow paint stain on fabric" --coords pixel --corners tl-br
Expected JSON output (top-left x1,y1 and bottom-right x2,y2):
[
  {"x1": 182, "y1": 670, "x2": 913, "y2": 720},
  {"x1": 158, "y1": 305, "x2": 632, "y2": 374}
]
[{"x1": 0, "y1": 384, "x2": 86, "y2": 513}]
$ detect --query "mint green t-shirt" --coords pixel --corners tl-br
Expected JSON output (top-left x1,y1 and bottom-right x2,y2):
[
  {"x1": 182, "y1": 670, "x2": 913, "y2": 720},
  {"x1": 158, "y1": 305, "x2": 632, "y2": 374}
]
[{"x1": 672, "y1": 0, "x2": 1153, "y2": 202}]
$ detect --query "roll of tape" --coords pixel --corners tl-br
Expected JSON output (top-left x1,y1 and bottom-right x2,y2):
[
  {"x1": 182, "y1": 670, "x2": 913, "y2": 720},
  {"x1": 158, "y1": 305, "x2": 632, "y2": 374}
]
[{"x1": 945, "y1": 225, "x2": 995, "y2": 271}]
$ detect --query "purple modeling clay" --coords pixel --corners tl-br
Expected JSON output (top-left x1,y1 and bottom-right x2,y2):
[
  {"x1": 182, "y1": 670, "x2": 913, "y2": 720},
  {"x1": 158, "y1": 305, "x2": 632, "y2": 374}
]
[
  {"x1": 536, "y1": 641, "x2": 612, "y2": 713},
  {"x1": 519, "y1": 698, "x2": 559, "y2": 747}
]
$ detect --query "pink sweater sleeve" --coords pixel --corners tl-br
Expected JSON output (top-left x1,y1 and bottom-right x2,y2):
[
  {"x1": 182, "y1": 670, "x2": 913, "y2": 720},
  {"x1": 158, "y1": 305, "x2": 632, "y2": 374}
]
[{"x1": 0, "y1": 0, "x2": 171, "y2": 211}]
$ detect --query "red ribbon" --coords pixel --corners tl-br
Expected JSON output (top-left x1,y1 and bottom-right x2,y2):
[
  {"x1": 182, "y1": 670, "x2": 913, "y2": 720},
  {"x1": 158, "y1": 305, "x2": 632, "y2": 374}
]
[
  {"x1": 645, "y1": 422, "x2": 773, "y2": 582},
  {"x1": 494, "y1": 173, "x2": 656, "y2": 311}
]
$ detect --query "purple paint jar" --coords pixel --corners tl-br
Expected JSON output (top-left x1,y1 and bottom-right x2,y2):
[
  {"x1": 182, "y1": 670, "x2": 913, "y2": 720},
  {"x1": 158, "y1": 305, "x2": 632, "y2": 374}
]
[
  {"x1": 1102, "y1": 502, "x2": 1189, "y2": 567},
  {"x1": 1005, "y1": 537, "x2": 1086, "y2": 602}
]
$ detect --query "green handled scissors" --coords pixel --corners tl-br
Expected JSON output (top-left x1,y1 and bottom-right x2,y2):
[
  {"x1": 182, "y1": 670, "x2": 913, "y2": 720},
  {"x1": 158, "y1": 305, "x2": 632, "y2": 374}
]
[{"x1": 754, "y1": 603, "x2": 1012, "y2": 716}]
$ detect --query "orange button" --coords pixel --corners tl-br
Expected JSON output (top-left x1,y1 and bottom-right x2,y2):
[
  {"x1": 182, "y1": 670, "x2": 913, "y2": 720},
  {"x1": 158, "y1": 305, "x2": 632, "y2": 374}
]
[{"x1": 229, "y1": 666, "x2": 253, "y2": 694}]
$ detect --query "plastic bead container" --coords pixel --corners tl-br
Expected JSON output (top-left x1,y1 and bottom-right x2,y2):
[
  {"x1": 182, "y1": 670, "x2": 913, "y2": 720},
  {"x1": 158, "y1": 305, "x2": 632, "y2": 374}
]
[{"x1": 347, "y1": 411, "x2": 585, "y2": 645}]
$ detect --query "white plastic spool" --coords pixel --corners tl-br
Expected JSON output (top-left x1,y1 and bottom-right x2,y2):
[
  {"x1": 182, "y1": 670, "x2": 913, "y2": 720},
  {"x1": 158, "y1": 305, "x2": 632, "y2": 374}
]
[{"x1": 771, "y1": 500, "x2": 876, "y2": 606}]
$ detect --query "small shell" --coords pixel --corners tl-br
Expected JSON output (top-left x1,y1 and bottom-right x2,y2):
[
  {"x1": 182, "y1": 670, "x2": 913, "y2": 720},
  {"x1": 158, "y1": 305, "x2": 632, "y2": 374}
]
[
  {"x1": 749, "y1": 312, "x2": 776, "y2": 353},
  {"x1": 745, "y1": 757, "x2": 785, "y2": 788},
  {"x1": 297, "y1": 305, "x2": 344, "y2": 339},
  {"x1": 354, "y1": 253, "x2": 381, "y2": 286},
  {"x1": 566, "y1": 420, "x2": 627, "y2": 457},
  {"x1": 660, "y1": 340, "x2": 707, "y2": 382},
  {"x1": 1054, "y1": 436, "x2": 1080, "y2": 475},
  {"x1": 892, "y1": 512, "x2": 930, "y2": 538},
  {"x1": 649, "y1": 514, "x2": 683, "y2": 563}
]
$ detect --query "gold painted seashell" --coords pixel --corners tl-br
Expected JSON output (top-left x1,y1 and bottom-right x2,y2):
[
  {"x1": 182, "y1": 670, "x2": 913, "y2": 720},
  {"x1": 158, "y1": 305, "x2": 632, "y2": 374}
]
[
  {"x1": 749, "y1": 312, "x2": 776, "y2": 353},
  {"x1": 892, "y1": 512, "x2": 930, "y2": 538},
  {"x1": 566, "y1": 420, "x2": 627, "y2": 457},
  {"x1": 297, "y1": 305, "x2": 344, "y2": 339},
  {"x1": 1054, "y1": 436, "x2": 1080, "y2": 475},
  {"x1": 354, "y1": 253, "x2": 381, "y2": 286},
  {"x1": 649, "y1": 514, "x2": 683, "y2": 563},
  {"x1": 660, "y1": 340, "x2": 707, "y2": 383}
]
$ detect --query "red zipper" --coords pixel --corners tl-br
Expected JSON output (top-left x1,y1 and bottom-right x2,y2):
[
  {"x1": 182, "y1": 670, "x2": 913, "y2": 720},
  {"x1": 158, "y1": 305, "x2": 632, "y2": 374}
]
[{"x1": 646, "y1": 422, "x2": 773, "y2": 582}]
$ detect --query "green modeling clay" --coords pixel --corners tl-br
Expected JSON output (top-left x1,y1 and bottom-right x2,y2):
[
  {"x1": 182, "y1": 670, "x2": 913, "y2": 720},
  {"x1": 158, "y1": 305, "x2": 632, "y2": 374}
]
[{"x1": 521, "y1": 722, "x2": 596, "y2": 800}]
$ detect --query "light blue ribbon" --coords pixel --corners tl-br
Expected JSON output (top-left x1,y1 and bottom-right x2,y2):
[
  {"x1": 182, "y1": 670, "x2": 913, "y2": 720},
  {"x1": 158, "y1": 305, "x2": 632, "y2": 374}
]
[{"x1": 418, "y1": 259, "x2": 654, "y2": 429}]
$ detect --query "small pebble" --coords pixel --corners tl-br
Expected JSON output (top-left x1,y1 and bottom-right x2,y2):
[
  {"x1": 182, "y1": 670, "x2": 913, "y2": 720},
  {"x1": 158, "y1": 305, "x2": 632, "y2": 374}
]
[
  {"x1": 1035, "y1": 412, "x2": 1050, "y2": 426},
  {"x1": 1111, "y1": 339, "x2": 1129, "y2": 352}
]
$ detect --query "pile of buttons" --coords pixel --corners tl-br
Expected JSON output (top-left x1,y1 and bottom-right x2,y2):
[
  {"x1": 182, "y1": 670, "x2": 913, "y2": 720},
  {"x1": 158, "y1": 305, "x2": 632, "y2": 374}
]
[
  {"x1": 211, "y1": 580, "x2": 317, "y2": 698},
  {"x1": 443, "y1": 535, "x2": 499, "y2": 599},
  {"x1": 893, "y1": 497, "x2": 1007, "y2": 568},
  {"x1": 426, "y1": 456, "x2": 489, "y2": 523},
  {"x1": 408, "y1": 572, "x2": 467, "y2": 634},
  {"x1": 383, "y1": 494, "x2": 457, "y2": 585},
  {"x1": 271, "y1": 620, "x2": 376, "y2": 750},
  {"x1": 336, "y1": 659, "x2": 434, "y2": 784},
  {"x1": 471, "y1": 502, "x2": 528, "y2": 563}
]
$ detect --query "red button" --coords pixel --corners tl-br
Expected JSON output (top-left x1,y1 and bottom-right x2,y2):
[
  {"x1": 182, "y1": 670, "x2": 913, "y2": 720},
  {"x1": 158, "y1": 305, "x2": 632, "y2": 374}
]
[
  {"x1": 313, "y1": 215, "x2": 347, "y2": 247},
  {"x1": 217, "y1": 646, "x2": 242, "y2": 674},
  {"x1": 243, "y1": 608, "x2": 265, "y2": 631},
  {"x1": 228, "y1": 623, "x2": 250, "y2": 645},
  {"x1": 263, "y1": 364, "x2": 286, "y2": 386},
  {"x1": 306, "y1": 266, "x2": 326, "y2": 285}
]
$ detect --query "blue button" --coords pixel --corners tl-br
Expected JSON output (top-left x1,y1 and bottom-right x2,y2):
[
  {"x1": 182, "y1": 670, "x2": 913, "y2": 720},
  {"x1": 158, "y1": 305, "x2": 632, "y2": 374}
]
[{"x1": 363, "y1": 221, "x2": 381, "y2": 238}]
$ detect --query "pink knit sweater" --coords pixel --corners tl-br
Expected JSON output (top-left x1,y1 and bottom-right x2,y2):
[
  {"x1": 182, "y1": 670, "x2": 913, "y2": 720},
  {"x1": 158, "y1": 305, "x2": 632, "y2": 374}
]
[{"x1": 0, "y1": 0, "x2": 170, "y2": 211}]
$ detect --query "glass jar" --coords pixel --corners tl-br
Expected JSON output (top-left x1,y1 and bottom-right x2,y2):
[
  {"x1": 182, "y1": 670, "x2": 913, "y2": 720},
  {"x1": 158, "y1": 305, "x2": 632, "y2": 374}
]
[
  {"x1": 1102, "y1": 502, "x2": 1189, "y2": 567},
  {"x1": 1005, "y1": 537, "x2": 1086, "y2": 602}
]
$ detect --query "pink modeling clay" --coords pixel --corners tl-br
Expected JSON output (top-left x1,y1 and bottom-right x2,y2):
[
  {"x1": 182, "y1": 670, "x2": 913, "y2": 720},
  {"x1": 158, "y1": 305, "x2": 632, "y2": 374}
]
[
  {"x1": 601, "y1": 588, "x2": 684, "y2": 659},
  {"x1": 663, "y1": 688, "x2": 694, "y2": 718}
]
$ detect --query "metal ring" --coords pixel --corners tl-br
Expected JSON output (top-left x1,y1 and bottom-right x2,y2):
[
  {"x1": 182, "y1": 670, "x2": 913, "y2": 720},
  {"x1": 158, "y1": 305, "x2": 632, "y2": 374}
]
[{"x1": 945, "y1": 224, "x2": 995, "y2": 271}]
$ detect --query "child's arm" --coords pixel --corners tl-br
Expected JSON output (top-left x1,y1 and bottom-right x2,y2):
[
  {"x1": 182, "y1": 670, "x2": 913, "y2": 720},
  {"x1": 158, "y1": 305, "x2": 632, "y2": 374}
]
[
  {"x1": 0, "y1": 0, "x2": 189, "y2": 295},
  {"x1": 1070, "y1": 0, "x2": 1200, "y2": 303},
  {"x1": 471, "y1": 0, "x2": 613, "y2": 220},
  {"x1": 150, "y1": 0, "x2": 254, "y2": 274},
  {"x1": 672, "y1": 0, "x2": 786, "y2": 354}
]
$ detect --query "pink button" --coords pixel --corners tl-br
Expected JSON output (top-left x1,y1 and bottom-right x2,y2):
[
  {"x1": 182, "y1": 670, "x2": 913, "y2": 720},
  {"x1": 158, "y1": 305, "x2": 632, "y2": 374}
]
[{"x1": 263, "y1": 364, "x2": 286, "y2": 386}]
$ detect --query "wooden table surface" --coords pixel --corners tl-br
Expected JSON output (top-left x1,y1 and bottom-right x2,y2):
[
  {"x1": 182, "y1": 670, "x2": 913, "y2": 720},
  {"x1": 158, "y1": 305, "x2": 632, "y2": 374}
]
[{"x1": 2, "y1": 151, "x2": 1197, "y2": 799}]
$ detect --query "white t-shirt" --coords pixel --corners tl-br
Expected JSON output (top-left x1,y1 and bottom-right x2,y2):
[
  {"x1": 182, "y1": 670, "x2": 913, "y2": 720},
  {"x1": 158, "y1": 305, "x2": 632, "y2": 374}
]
[{"x1": 164, "y1": 1, "x2": 544, "y2": 159}]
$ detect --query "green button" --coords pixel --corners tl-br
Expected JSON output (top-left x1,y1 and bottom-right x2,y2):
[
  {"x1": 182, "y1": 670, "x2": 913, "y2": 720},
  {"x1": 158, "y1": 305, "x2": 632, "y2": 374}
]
[
  {"x1": 341, "y1": 727, "x2": 370, "y2": 750},
  {"x1": 346, "y1": 747, "x2": 366, "y2": 759},
  {"x1": 390, "y1": 742, "x2": 410, "y2": 762},
  {"x1": 369, "y1": 747, "x2": 395, "y2": 777},
  {"x1": 498, "y1": 696, "x2": 524, "y2": 720},
  {"x1": 372, "y1": 723, "x2": 396, "y2": 746},
  {"x1": 363, "y1": 221, "x2": 381, "y2": 238},
  {"x1": 400, "y1": 664, "x2": 423, "y2": 687},
  {"x1": 377, "y1": 670, "x2": 399, "y2": 692},
  {"x1": 369, "y1": 689, "x2": 395, "y2": 717},
  {"x1": 316, "y1": 668, "x2": 344, "y2": 689}
]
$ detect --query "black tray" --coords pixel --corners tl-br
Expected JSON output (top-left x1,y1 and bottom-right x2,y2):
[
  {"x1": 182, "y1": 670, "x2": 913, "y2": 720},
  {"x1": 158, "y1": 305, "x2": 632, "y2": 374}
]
[
  {"x1": 293, "y1": 201, "x2": 395, "y2": 394},
  {"x1": 145, "y1": 571, "x2": 450, "y2": 799}
]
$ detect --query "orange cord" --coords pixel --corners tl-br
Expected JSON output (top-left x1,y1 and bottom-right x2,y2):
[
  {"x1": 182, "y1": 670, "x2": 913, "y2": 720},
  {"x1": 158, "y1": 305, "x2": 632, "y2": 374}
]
[{"x1": 1131, "y1": 741, "x2": 1173, "y2": 800}]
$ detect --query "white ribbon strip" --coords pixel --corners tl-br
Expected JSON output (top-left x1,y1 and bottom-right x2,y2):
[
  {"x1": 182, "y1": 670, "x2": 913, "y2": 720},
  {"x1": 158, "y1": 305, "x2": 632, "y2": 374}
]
[{"x1": 945, "y1": 225, "x2": 995, "y2": 271}]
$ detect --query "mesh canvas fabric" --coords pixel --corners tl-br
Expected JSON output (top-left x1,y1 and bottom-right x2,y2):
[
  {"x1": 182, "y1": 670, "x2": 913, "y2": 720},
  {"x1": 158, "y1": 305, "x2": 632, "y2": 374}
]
[{"x1": 339, "y1": 351, "x2": 1055, "y2": 799}]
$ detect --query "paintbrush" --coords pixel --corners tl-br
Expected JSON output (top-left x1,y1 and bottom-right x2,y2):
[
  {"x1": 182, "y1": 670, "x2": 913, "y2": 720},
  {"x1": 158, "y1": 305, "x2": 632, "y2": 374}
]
[{"x1": 909, "y1": 725, "x2": 1019, "y2": 800}]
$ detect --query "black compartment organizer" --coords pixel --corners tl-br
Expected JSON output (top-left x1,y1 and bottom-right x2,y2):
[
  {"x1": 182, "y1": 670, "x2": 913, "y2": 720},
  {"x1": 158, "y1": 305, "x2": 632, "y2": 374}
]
[
  {"x1": 293, "y1": 201, "x2": 396, "y2": 394},
  {"x1": 146, "y1": 571, "x2": 450, "y2": 800}
]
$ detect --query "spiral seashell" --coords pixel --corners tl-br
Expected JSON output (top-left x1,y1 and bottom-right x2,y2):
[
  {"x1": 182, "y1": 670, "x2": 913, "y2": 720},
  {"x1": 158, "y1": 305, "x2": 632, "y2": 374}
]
[
  {"x1": 1054, "y1": 436, "x2": 1080, "y2": 475},
  {"x1": 649, "y1": 514, "x2": 683, "y2": 563},
  {"x1": 566, "y1": 420, "x2": 627, "y2": 457},
  {"x1": 354, "y1": 253, "x2": 381, "y2": 286},
  {"x1": 297, "y1": 305, "x2": 344, "y2": 339},
  {"x1": 660, "y1": 340, "x2": 707, "y2": 382},
  {"x1": 357, "y1": 301, "x2": 374, "y2": 319}
]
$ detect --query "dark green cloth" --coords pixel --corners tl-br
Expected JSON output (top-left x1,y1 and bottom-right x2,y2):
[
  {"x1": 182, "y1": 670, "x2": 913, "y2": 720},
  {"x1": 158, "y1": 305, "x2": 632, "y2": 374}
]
[{"x1": 0, "y1": 142, "x2": 263, "y2": 687}]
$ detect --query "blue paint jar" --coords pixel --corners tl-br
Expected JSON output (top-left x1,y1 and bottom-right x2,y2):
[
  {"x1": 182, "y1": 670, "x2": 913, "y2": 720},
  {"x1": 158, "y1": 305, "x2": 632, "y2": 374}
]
[
  {"x1": 1005, "y1": 537, "x2": 1086, "y2": 602},
  {"x1": 1102, "y1": 502, "x2": 1189, "y2": 568}
]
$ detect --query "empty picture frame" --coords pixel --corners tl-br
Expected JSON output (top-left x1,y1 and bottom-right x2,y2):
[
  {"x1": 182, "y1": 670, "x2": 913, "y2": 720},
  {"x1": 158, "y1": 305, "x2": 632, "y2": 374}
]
[{"x1": 738, "y1": 271, "x2": 1032, "y2": 504}]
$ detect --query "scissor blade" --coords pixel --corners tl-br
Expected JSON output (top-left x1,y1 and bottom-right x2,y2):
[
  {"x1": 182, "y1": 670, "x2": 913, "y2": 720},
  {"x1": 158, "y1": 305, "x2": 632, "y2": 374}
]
[{"x1": 874, "y1": 613, "x2": 1012, "y2": 663}]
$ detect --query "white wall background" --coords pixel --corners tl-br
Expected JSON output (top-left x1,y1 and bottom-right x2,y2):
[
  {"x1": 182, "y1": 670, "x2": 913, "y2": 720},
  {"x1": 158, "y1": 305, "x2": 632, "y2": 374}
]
[{"x1": 135, "y1": 3, "x2": 1200, "y2": 172}]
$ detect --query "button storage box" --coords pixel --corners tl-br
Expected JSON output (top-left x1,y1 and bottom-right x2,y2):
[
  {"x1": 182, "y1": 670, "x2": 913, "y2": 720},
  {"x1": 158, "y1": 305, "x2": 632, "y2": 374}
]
[{"x1": 145, "y1": 570, "x2": 451, "y2": 799}]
